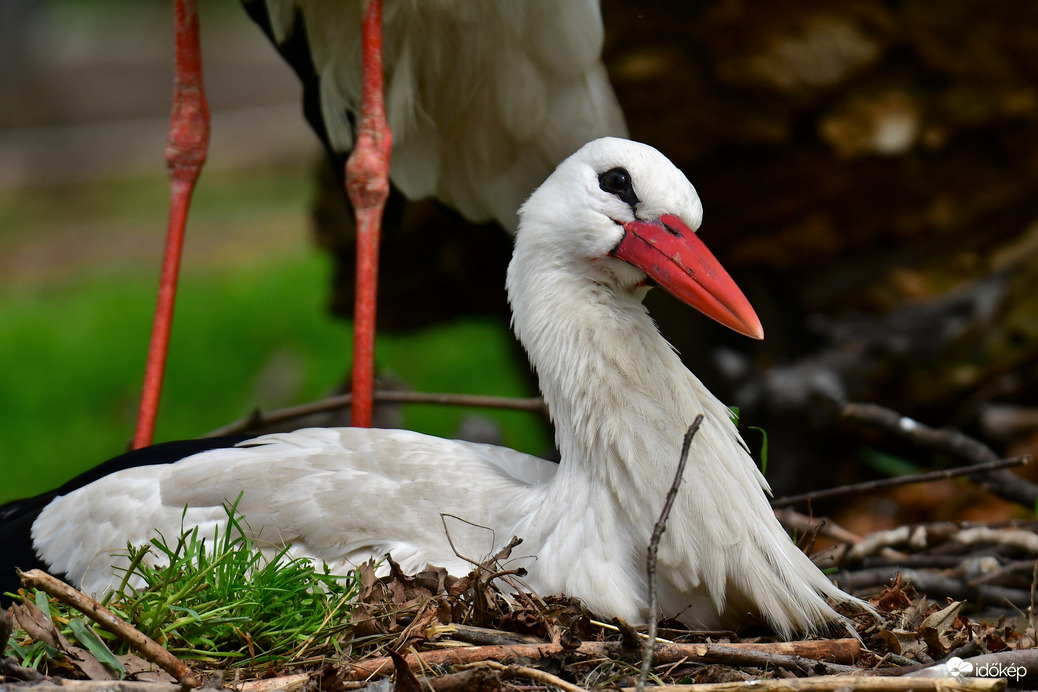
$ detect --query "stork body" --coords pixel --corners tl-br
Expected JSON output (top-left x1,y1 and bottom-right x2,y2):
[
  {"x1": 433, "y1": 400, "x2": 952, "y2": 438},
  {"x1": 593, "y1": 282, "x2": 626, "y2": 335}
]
[
  {"x1": 244, "y1": 0, "x2": 628, "y2": 230},
  {"x1": 6, "y1": 139, "x2": 858, "y2": 636}
]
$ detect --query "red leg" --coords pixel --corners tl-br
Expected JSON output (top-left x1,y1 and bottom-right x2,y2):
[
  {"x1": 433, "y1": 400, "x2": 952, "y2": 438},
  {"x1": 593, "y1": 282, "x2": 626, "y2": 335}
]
[
  {"x1": 346, "y1": 0, "x2": 391, "y2": 428},
  {"x1": 134, "y1": 0, "x2": 210, "y2": 449}
]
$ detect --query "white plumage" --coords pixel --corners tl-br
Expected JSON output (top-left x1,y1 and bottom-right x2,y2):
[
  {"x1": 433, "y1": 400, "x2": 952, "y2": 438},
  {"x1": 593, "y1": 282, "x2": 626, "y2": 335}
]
[
  {"x1": 250, "y1": 0, "x2": 627, "y2": 230},
  {"x1": 31, "y1": 138, "x2": 861, "y2": 636}
]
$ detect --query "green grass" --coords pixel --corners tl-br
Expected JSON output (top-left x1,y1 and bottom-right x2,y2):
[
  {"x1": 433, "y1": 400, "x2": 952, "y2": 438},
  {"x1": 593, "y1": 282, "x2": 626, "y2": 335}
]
[
  {"x1": 116, "y1": 498, "x2": 360, "y2": 663},
  {"x1": 0, "y1": 167, "x2": 551, "y2": 504},
  {"x1": 6, "y1": 500, "x2": 364, "y2": 671}
]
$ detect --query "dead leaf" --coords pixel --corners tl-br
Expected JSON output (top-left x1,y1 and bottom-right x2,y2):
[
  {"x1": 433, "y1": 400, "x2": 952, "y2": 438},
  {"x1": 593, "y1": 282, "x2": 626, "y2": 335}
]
[
  {"x1": 921, "y1": 600, "x2": 964, "y2": 632},
  {"x1": 63, "y1": 645, "x2": 116, "y2": 681},
  {"x1": 117, "y1": 653, "x2": 177, "y2": 683},
  {"x1": 874, "y1": 572, "x2": 914, "y2": 613},
  {"x1": 10, "y1": 599, "x2": 62, "y2": 649},
  {"x1": 389, "y1": 650, "x2": 422, "y2": 692},
  {"x1": 877, "y1": 628, "x2": 930, "y2": 660},
  {"x1": 918, "y1": 600, "x2": 968, "y2": 656}
]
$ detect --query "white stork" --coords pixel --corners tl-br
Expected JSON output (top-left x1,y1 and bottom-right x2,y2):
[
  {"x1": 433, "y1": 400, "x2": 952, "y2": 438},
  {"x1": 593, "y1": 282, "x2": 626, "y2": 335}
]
[
  {"x1": 241, "y1": 0, "x2": 628, "y2": 426},
  {"x1": 6, "y1": 139, "x2": 861, "y2": 635},
  {"x1": 136, "y1": 0, "x2": 626, "y2": 442}
]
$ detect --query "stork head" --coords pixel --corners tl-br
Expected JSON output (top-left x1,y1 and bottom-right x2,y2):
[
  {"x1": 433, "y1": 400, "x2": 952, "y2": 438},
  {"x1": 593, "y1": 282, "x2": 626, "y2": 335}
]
[{"x1": 513, "y1": 137, "x2": 763, "y2": 340}]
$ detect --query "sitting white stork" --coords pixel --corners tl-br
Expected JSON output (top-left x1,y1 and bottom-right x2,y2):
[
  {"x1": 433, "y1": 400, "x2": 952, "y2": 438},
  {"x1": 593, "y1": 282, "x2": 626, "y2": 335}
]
[{"x1": 2, "y1": 139, "x2": 862, "y2": 635}]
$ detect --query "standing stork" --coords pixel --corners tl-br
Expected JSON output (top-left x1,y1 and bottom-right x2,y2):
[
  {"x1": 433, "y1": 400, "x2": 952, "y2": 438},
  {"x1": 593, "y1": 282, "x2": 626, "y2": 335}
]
[{"x1": 135, "y1": 0, "x2": 626, "y2": 445}]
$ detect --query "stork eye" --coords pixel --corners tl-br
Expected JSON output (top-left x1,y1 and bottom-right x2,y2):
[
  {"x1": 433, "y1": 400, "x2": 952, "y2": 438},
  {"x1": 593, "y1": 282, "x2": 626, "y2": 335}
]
[{"x1": 599, "y1": 167, "x2": 639, "y2": 208}]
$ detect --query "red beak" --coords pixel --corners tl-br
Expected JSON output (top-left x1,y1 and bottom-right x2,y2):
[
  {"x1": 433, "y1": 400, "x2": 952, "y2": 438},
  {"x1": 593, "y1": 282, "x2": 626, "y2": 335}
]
[{"x1": 613, "y1": 214, "x2": 764, "y2": 340}]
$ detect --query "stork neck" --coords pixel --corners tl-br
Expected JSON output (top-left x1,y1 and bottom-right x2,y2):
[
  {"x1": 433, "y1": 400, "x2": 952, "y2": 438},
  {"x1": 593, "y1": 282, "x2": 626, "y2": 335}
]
[{"x1": 509, "y1": 259, "x2": 705, "y2": 505}]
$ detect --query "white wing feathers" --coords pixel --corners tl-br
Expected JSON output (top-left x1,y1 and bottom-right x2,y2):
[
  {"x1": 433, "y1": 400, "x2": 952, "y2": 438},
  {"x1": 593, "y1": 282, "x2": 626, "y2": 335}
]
[{"x1": 32, "y1": 428, "x2": 557, "y2": 597}]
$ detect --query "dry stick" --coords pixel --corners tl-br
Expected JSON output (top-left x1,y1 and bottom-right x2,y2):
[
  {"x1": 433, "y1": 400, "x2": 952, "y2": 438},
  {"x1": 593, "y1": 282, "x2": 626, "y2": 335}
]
[
  {"x1": 461, "y1": 660, "x2": 587, "y2": 692},
  {"x1": 841, "y1": 401, "x2": 1038, "y2": 508},
  {"x1": 342, "y1": 639, "x2": 861, "y2": 680},
  {"x1": 236, "y1": 673, "x2": 311, "y2": 692},
  {"x1": 205, "y1": 390, "x2": 547, "y2": 437},
  {"x1": 771, "y1": 456, "x2": 1029, "y2": 508},
  {"x1": 638, "y1": 415, "x2": 704, "y2": 692},
  {"x1": 836, "y1": 566, "x2": 1030, "y2": 604},
  {"x1": 621, "y1": 676, "x2": 1006, "y2": 692},
  {"x1": 0, "y1": 657, "x2": 47, "y2": 683},
  {"x1": 18, "y1": 569, "x2": 200, "y2": 688},
  {"x1": 421, "y1": 667, "x2": 502, "y2": 692},
  {"x1": 449, "y1": 622, "x2": 548, "y2": 646},
  {"x1": 1030, "y1": 555, "x2": 1038, "y2": 636},
  {"x1": 775, "y1": 508, "x2": 891, "y2": 548},
  {"x1": 657, "y1": 642, "x2": 860, "y2": 677}
]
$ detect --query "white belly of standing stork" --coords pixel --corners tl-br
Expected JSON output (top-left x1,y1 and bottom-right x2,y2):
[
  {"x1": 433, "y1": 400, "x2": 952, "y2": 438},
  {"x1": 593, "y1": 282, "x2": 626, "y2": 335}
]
[{"x1": 246, "y1": 0, "x2": 628, "y2": 230}]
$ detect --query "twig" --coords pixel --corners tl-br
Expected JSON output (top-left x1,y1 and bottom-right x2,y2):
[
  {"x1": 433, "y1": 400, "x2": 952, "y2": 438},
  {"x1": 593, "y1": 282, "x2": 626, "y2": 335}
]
[
  {"x1": 954, "y1": 526, "x2": 1038, "y2": 552},
  {"x1": 236, "y1": 673, "x2": 311, "y2": 692},
  {"x1": 964, "y1": 558, "x2": 1036, "y2": 586},
  {"x1": 836, "y1": 567, "x2": 1031, "y2": 604},
  {"x1": 844, "y1": 522, "x2": 1038, "y2": 565},
  {"x1": 639, "y1": 415, "x2": 703, "y2": 692},
  {"x1": 908, "y1": 648, "x2": 1038, "y2": 683},
  {"x1": 656, "y1": 642, "x2": 860, "y2": 676},
  {"x1": 774, "y1": 508, "x2": 907, "y2": 561},
  {"x1": 841, "y1": 401, "x2": 1038, "y2": 508},
  {"x1": 1032, "y1": 556, "x2": 1038, "y2": 635},
  {"x1": 18, "y1": 569, "x2": 200, "y2": 687},
  {"x1": 461, "y1": 660, "x2": 587, "y2": 692},
  {"x1": 446, "y1": 622, "x2": 548, "y2": 646},
  {"x1": 0, "y1": 656, "x2": 48, "y2": 683},
  {"x1": 422, "y1": 667, "x2": 503, "y2": 692},
  {"x1": 621, "y1": 676, "x2": 1006, "y2": 691},
  {"x1": 771, "y1": 456, "x2": 1029, "y2": 508},
  {"x1": 205, "y1": 390, "x2": 547, "y2": 437},
  {"x1": 342, "y1": 638, "x2": 862, "y2": 680},
  {"x1": 591, "y1": 618, "x2": 672, "y2": 643}
]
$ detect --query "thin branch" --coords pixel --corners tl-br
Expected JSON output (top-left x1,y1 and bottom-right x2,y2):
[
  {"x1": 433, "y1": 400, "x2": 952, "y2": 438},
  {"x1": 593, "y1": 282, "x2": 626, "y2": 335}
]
[
  {"x1": 205, "y1": 390, "x2": 547, "y2": 437},
  {"x1": 422, "y1": 668, "x2": 503, "y2": 692},
  {"x1": 591, "y1": 618, "x2": 672, "y2": 643},
  {"x1": 447, "y1": 622, "x2": 548, "y2": 646},
  {"x1": 653, "y1": 642, "x2": 861, "y2": 677},
  {"x1": 836, "y1": 566, "x2": 1031, "y2": 604},
  {"x1": 237, "y1": 673, "x2": 311, "y2": 692},
  {"x1": 771, "y1": 455, "x2": 1029, "y2": 508},
  {"x1": 639, "y1": 415, "x2": 704, "y2": 692},
  {"x1": 342, "y1": 638, "x2": 862, "y2": 680},
  {"x1": 0, "y1": 657, "x2": 48, "y2": 683},
  {"x1": 462, "y1": 660, "x2": 588, "y2": 692},
  {"x1": 439, "y1": 512, "x2": 500, "y2": 571},
  {"x1": 621, "y1": 675, "x2": 1006, "y2": 692},
  {"x1": 1031, "y1": 556, "x2": 1038, "y2": 635},
  {"x1": 841, "y1": 401, "x2": 1038, "y2": 508},
  {"x1": 908, "y1": 648, "x2": 1038, "y2": 683}
]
